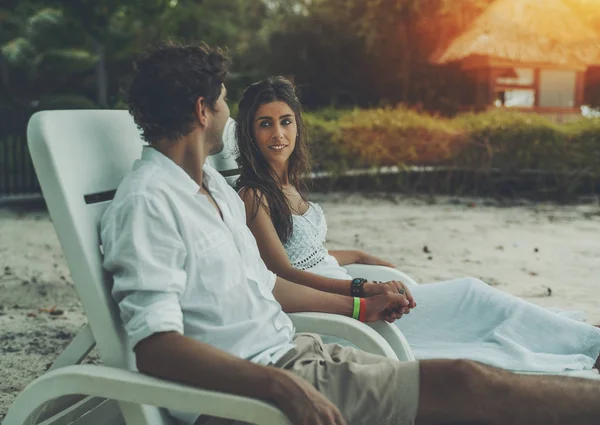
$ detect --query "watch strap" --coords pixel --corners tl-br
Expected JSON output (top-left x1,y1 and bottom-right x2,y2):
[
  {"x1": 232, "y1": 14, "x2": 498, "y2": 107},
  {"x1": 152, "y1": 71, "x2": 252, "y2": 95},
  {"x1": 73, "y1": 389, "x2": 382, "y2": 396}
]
[{"x1": 350, "y1": 277, "x2": 366, "y2": 297}]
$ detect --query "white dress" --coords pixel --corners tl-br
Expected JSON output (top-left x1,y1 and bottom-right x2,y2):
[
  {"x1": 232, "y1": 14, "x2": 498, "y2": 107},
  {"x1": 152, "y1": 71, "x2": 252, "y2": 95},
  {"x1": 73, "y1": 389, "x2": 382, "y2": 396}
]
[{"x1": 284, "y1": 202, "x2": 600, "y2": 372}]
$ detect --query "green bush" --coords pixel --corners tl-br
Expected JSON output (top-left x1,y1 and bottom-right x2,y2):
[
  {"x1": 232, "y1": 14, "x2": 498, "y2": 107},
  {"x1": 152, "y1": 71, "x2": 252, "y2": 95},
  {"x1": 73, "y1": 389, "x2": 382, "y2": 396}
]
[
  {"x1": 337, "y1": 107, "x2": 463, "y2": 167},
  {"x1": 564, "y1": 118, "x2": 600, "y2": 172},
  {"x1": 304, "y1": 107, "x2": 600, "y2": 177},
  {"x1": 305, "y1": 110, "x2": 358, "y2": 174},
  {"x1": 453, "y1": 110, "x2": 569, "y2": 172}
]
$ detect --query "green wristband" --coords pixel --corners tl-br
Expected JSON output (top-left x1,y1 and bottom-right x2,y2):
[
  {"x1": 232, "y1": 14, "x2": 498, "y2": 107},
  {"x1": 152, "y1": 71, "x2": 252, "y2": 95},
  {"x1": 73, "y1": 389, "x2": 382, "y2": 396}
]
[{"x1": 352, "y1": 297, "x2": 360, "y2": 320}]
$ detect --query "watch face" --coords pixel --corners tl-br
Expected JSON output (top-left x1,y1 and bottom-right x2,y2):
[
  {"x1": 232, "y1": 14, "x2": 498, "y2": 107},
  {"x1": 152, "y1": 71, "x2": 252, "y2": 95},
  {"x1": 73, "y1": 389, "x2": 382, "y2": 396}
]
[{"x1": 351, "y1": 278, "x2": 365, "y2": 287}]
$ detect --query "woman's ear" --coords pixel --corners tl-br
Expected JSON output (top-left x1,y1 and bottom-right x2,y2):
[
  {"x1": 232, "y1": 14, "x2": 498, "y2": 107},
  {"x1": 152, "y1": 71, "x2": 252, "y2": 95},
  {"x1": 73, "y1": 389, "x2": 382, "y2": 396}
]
[{"x1": 195, "y1": 97, "x2": 209, "y2": 127}]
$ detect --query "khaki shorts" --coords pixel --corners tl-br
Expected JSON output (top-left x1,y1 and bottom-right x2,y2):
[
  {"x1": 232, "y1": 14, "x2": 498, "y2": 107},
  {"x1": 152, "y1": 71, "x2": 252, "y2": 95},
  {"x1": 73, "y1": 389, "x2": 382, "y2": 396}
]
[{"x1": 197, "y1": 333, "x2": 420, "y2": 425}]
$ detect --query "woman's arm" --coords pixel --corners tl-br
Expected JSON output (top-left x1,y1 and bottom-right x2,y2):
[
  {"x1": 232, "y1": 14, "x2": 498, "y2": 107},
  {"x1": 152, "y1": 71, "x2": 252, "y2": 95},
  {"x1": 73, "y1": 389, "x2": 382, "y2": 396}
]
[
  {"x1": 239, "y1": 187, "x2": 354, "y2": 296},
  {"x1": 239, "y1": 188, "x2": 413, "y2": 310},
  {"x1": 328, "y1": 250, "x2": 364, "y2": 266},
  {"x1": 330, "y1": 250, "x2": 396, "y2": 268}
]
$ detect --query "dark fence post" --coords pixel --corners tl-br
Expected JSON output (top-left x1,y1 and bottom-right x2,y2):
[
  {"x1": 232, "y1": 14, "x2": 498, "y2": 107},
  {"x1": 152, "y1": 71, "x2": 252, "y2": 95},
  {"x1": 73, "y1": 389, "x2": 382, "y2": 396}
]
[{"x1": 0, "y1": 106, "x2": 40, "y2": 199}]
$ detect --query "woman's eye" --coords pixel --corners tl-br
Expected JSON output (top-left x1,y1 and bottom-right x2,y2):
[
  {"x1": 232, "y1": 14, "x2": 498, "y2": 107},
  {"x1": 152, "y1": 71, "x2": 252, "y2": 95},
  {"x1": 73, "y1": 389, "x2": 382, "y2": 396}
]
[
  {"x1": 259, "y1": 121, "x2": 271, "y2": 128},
  {"x1": 281, "y1": 118, "x2": 293, "y2": 125}
]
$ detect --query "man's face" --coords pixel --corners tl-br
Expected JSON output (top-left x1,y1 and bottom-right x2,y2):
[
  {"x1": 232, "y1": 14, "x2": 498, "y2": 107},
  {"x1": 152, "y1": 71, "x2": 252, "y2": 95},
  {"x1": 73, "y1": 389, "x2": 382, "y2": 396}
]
[{"x1": 206, "y1": 84, "x2": 230, "y2": 155}]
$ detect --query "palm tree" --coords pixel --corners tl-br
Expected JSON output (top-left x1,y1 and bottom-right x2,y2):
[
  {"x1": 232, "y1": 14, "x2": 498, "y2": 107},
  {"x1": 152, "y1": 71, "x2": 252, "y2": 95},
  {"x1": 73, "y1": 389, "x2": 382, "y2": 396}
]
[{"x1": 0, "y1": 7, "x2": 97, "y2": 107}]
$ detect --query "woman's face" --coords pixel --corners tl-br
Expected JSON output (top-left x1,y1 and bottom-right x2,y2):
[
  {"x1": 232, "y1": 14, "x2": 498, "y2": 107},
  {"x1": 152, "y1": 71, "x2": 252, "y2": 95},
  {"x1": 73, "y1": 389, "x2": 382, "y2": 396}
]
[{"x1": 252, "y1": 101, "x2": 297, "y2": 169}]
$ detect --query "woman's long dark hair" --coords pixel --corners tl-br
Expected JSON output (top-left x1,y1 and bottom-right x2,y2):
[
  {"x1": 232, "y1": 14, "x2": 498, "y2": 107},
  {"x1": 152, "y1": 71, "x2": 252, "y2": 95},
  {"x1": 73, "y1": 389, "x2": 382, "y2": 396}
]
[{"x1": 235, "y1": 76, "x2": 311, "y2": 243}]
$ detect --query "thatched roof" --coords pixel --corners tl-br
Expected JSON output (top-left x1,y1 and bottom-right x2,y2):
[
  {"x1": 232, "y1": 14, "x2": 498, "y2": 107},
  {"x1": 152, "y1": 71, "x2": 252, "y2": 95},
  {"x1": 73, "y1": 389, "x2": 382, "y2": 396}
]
[{"x1": 432, "y1": 0, "x2": 600, "y2": 67}]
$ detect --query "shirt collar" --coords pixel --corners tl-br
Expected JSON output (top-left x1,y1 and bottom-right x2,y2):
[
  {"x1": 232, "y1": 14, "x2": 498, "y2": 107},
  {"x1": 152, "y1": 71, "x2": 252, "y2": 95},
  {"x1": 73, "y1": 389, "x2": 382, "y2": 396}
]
[{"x1": 140, "y1": 146, "x2": 200, "y2": 194}]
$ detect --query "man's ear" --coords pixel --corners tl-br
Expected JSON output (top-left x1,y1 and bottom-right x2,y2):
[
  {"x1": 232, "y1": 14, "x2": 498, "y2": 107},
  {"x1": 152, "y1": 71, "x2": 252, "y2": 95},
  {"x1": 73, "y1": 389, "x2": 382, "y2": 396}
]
[{"x1": 195, "y1": 97, "x2": 209, "y2": 128}]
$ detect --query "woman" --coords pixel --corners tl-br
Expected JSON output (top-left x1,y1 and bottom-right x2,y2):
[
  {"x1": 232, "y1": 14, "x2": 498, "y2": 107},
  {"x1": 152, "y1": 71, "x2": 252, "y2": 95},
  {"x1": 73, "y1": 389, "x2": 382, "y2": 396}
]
[{"x1": 235, "y1": 76, "x2": 600, "y2": 373}]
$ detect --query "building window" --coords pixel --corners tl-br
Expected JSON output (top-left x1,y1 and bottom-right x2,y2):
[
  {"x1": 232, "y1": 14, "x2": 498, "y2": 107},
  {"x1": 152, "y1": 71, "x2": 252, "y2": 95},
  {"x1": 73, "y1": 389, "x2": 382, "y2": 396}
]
[
  {"x1": 494, "y1": 89, "x2": 535, "y2": 108},
  {"x1": 494, "y1": 68, "x2": 536, "y2": 108},
  {"x1": 496, "y1": 68, "x2": 534, "y2": 86},
  {"x1": 539, "y1": 70, "x2": 576, "y2": 108}
]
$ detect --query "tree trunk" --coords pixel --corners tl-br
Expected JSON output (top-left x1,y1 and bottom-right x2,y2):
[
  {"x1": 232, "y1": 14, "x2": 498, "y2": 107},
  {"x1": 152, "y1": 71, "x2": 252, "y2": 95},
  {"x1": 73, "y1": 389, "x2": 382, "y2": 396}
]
[
  {"x1": 0, "y1": 51, "x2": 10, "y2": 95},
  {"x1": 400, "y1": 21, "x2": 412, "y2": 103},
  {"x1": 94, "y1": 39, "x2": 108, "y2": 108}
]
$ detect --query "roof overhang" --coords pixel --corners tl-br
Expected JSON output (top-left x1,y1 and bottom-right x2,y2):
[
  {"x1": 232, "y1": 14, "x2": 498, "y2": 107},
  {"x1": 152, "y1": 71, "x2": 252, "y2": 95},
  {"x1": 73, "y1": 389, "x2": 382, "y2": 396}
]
[{"x1": 458, "y1": 55, "x2": 589, "y2": 71}]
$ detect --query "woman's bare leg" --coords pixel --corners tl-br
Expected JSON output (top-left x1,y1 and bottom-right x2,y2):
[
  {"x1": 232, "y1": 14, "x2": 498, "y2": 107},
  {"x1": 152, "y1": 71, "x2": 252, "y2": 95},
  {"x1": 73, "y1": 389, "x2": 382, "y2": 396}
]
[{"x1": 416, "y1": 359, "x2": 600, "y2": 425}]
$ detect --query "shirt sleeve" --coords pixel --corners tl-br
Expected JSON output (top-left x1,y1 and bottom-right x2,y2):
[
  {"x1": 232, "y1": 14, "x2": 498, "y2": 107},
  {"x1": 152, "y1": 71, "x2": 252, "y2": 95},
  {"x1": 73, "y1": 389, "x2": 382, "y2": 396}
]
[
  {"x1": 259, "y1": 263, "x2": 277, "y2": 292},
  {"x1": 101, "y1": 194, "x2": 187, "y2": 349}
]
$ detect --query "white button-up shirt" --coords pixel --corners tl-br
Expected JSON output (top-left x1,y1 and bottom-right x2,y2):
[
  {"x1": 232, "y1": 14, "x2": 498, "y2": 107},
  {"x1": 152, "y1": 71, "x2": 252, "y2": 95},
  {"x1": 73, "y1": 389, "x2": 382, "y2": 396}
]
[{"x1": 101, "y1": 147, "x2": 295, "y2": 368}]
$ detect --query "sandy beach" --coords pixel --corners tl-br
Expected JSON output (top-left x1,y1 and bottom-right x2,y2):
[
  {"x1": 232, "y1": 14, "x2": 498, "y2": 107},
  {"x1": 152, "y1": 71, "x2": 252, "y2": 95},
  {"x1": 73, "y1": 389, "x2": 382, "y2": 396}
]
[{"x1": 1, "y1": 194, "x2": 600, "y2": 419}]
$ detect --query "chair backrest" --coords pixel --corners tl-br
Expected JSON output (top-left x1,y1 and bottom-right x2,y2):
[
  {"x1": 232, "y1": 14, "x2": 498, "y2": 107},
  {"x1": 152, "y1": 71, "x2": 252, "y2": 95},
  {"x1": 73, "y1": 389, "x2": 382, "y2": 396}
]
[
  {"x1": 208, "y1": 117, "x2": 240, "y2": 186},
  {"x1": 28, "y1": 110, "x2": 143, "y2": 370},
  {"x1": 27, "y1": 110, "x2": 240, "y2": 425},
  {"x1": 28, "y1": 110, "x2": 241, "y2": 363}
]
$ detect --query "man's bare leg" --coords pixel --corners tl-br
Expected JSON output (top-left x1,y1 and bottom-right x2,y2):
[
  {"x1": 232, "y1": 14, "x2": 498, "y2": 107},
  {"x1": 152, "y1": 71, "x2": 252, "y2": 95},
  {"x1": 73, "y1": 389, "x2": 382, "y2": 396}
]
[{"x1": 416, "y1": 359, "x2": 600, "y2": 425}]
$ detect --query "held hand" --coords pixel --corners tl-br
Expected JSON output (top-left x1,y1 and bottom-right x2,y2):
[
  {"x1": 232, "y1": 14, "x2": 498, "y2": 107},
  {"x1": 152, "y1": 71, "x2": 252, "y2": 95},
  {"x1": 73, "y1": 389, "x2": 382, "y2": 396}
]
[
  {"x1": 363, "y1": 287, "x2": 410, "y2": 323},
  {"x1": 272, "y1": 369, "x2": 347, "y2": 425},
  {"x1": 383, "y1": 280, "x2": 416, "y2": 309},
  {"x1": 363, "y1": 281, "x2": 416, "y2": 312},
  {"x1": 357, "y1": 251, "x2": 396, "y2": 268}
]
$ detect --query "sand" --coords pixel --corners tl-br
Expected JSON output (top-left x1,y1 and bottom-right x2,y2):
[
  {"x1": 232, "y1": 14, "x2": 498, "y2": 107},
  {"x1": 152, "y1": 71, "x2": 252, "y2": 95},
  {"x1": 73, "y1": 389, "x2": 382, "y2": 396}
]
[{"x1": 1, "y1": 194, "x2": 600, "y2": 419}]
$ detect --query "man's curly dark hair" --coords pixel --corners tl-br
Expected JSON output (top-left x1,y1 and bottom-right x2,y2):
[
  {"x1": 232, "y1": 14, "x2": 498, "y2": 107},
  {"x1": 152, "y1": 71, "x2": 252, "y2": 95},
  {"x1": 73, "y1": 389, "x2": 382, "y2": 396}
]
[{"x1": 127, "y1": 42, "x2": 230, "y2": 144}]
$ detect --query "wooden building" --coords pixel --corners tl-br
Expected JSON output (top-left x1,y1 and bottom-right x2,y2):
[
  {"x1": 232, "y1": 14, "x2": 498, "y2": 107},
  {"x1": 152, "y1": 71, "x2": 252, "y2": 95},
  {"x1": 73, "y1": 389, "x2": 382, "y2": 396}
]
[{"x1": 432, "y1": 0, "x2": 600, "y2": 120}]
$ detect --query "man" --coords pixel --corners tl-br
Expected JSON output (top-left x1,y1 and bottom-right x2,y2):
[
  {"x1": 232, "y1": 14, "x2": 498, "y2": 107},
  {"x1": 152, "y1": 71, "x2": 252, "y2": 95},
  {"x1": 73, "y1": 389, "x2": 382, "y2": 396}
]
[{"x1": 101, "y1": 42, "x2": 600, "y2": 425}]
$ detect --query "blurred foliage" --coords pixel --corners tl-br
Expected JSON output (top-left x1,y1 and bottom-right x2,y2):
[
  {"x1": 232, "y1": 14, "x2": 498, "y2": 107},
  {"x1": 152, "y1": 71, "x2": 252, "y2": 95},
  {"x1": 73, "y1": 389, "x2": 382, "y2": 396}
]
[
  {"x1": 305, "y1": 110, "x2": 353, "y2": 174},
  {"x1": 305, "y1": 107, "x2": 600, "y2": 179},
  {"x1": 2, "y1": 0, "x2": 599, "y2": 111},
  {"x1": 0, "y1": 0, "x2": 269, "y2": 109},
  {"x1": 3, "y1": 0, "x2": 599, "y2": 199},
  {"x1": 337, "y1": 107, "x2": 463, "y2": 167}
]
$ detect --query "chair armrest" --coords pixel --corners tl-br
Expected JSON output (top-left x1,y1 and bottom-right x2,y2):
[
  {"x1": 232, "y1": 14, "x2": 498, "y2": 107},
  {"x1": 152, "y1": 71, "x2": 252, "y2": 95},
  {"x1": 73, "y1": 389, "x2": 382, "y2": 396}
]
[
  {"x1": 5, "y1": 365, "x2": 290, "y2": 425},
  {"x1": 335, "y1": 265, "x2": 417, "y2": 361},
  {"x1": 343, "y1": 264, "x2": 419, "y2": 286},
  {"x1": 366, "y1": 321, "x2": 415, "y2": 361},
  {"x1": 288, "y1": 312, "x2": 398, "y2": 359}
]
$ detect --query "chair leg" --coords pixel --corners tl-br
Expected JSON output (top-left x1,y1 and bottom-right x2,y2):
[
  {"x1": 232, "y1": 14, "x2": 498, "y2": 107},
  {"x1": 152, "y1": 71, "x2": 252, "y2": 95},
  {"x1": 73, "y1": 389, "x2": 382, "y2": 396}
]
[
  {"x1": 35, "y1": 397, "x2": 109, "y2": 425},
  {"x1": 48, "y1": 324, "x2": 96, "y2": 371},
  {"x1": 31, "y1": 325, "x2": 98, "y2": 424}
]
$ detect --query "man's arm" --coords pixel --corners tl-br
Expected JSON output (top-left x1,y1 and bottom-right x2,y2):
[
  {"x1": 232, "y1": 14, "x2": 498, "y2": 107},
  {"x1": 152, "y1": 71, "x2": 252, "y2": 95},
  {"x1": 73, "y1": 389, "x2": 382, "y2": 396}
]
[
  {"x1": 135, "y1": 331, "x2": 276, "y2": 398},
  {"x1": 272, "y1": 276, "x2": 409, "y2": 323},
  {"x1": 272, "y1": 275, "x2": 353, "y2": 315},
  {"x1": 135, "y1": 331, "x2": 347, "y2": 425},
  {"x1": 103, "y1": 196, "x2": 346, "y2": 425}
]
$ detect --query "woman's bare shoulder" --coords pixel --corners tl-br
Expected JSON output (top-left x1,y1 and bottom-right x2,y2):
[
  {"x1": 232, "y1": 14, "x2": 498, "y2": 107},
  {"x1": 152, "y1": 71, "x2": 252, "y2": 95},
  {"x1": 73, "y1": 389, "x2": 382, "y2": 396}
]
[{"x1": 238, "y1": 186, "x2": 269, "y2": 210}]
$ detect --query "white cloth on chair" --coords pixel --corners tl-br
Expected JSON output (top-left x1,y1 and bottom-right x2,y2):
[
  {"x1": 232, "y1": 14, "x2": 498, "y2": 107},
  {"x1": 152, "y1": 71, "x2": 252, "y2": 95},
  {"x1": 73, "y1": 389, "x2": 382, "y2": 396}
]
[{"x1": 287, "y1": 202, "x2": 600, "y2": 373}]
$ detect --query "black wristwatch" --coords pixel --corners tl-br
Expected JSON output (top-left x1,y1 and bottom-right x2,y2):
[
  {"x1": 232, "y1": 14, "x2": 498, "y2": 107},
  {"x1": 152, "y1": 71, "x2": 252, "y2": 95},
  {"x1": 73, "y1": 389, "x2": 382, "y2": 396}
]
[{"x1": 350, "y1": 277, "x2": 367, "y2": 297}]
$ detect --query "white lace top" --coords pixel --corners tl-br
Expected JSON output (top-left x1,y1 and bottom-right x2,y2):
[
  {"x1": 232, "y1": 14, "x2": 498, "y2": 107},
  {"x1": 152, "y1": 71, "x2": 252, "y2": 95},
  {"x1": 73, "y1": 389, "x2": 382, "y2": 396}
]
[{"x1": 283, "y1": 202, "x2": 330, "y2": 270}]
